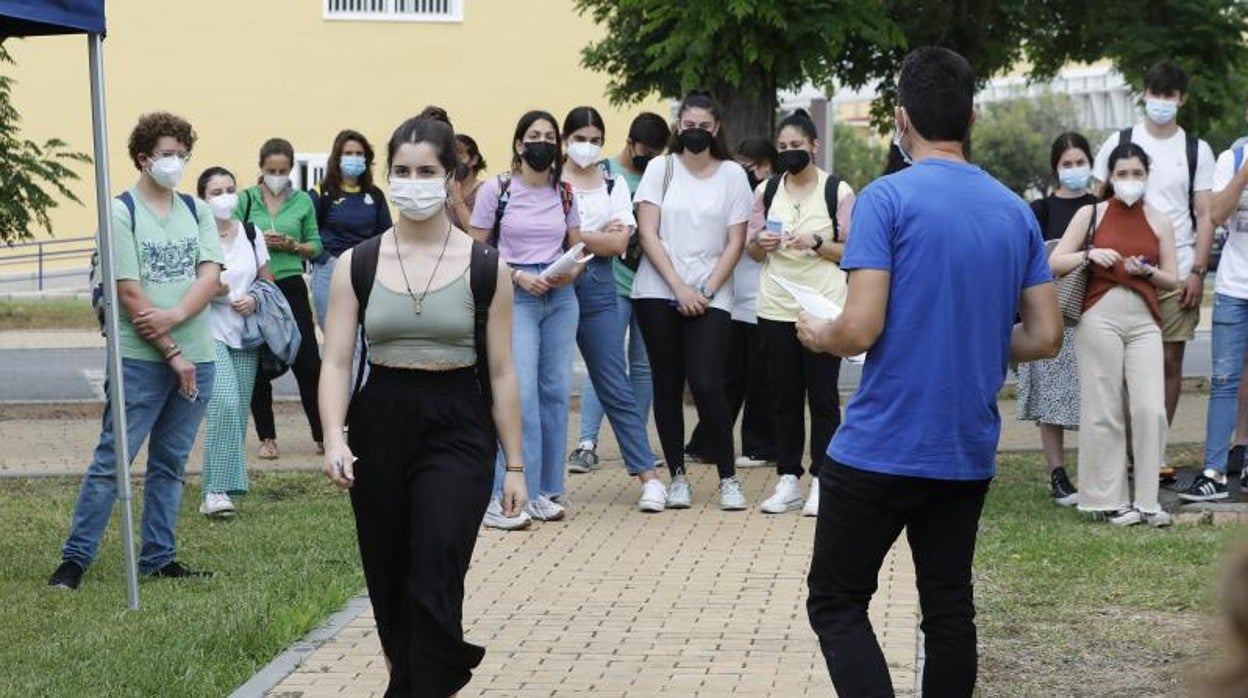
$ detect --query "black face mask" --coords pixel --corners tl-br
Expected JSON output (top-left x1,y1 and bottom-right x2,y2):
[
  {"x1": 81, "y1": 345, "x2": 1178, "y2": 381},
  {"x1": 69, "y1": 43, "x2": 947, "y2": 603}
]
[
  {"x1": 454, "y1": 162, "x2": 470, "y2": 181},
  {"x1": 632, "y1": 153, "x2": 655, "y2": 172},
  {"x1": 677, "y1": 128, "x2": 714, "y2": 155},
  {"x1": 521, "y1": 141, "x2": 557, "y2": 171},
  {"x1": 776, "y1": 149, "x2": 812, "y2": 175}
]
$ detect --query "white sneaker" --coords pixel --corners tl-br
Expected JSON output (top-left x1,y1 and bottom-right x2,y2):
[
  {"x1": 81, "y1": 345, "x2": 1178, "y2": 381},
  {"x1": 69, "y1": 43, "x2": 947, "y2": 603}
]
[
  {"x1": 1105, "y1": 508, "x2": 1142, "y2": 526},
  {"x1": 638, "y1": 479, "x2": 667, "y2": 513},
  {"x1": 760, "y1": 474, "x2": 803, "y2": 514},
  {"x1": 525, "y1": 494, "x2": 566, "y2": 522},
  {"x1": 482, "y1": 497, "x2": 532, "y2": 531},
  {"x1": 1142, "y1": 509, "x2": 1173, "y2": 528},
  {"x1": 666, "y1": 474, "x2": 693, "y2": 509},
  {"x1": 734, "y1": 455, "x2": 774, "y2": 468},
  {"x1": 199, "y1": 492, "x2": 236, "y2": 518},
  {"x1": 720, "y1": 477, "x2": 747, "y2": 510},
  {"x1": 802, "y1": 480, "x2": 820, "y2": 517}
]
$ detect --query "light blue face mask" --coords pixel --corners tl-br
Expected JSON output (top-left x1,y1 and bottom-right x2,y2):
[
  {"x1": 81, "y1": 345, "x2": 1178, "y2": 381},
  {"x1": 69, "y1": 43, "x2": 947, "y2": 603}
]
[
  {"x1": 340, "y1": 155, "x2": 367, "y2": 178},
  {"x1": 1058, "y1": 165, "x2": 1091, "y2": 192},
  {"x1": 1144, "y1": 98, "x2": 1178, "y2": 126}
]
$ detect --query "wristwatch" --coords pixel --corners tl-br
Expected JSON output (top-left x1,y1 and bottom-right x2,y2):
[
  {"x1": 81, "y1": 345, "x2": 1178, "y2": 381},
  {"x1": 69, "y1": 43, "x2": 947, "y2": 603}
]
[
  {"x1": 811, "y1": 234, "x2": 825, "y2": 251},
  {"x1": 1190, "y1": 265, "x2": 1208, "y2": 278},
  {"x1": 698, "y1": 283, "x2": 716, "y2": 300}
]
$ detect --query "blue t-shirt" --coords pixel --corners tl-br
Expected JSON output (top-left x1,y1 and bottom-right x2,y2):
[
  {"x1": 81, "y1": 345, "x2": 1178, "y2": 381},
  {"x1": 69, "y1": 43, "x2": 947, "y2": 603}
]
[
  {"x1": 311, "y1": 186, "x2": 392, "y2": 258},
  {"x1": 828, "y1": 159, "x2": 1051, "y2": 481}
]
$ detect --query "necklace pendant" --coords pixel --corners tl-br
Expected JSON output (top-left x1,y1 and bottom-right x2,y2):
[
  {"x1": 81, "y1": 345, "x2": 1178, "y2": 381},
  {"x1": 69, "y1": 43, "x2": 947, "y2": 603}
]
[{"x1": 414, "y1": 298, "x2": 423, "y2": 315}]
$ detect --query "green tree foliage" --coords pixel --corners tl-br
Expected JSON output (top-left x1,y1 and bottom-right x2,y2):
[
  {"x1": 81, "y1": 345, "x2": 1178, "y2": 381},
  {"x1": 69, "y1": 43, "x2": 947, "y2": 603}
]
[
  {"x1": 575, "y1": 0, "x2": 901, "y2": 142},
  {"x1": 831, "y1": 127, "x2": 886, "y2": 194},
  {"x1": 0, "y1": 42, "x2": 90, "y2": 244},
  {"x1": 971, "y1": 94, "x2": 1081, "y2": 198},
  {"x1": 578, "y1": 0, "x2": 1248, "y2": 143}
]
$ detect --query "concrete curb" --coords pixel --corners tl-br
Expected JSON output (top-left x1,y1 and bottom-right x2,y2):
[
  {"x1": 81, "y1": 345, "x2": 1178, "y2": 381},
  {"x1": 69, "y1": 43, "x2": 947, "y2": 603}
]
[{"x1": 228, "y1": 594, "x2": 371, "y2": 698}]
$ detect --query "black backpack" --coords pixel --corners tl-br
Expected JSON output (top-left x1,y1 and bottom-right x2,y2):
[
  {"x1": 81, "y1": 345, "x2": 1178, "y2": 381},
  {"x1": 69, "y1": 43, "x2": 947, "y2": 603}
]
[
  {"x1": 1118, "y1": 127, "x2": 1198, "y2": 231},
  {"x1": 348, "y1": 235, "x2": 499, "y2": 407},
  {"x1": 761, "y1": 173, "x2": 843, "y2": 242}
]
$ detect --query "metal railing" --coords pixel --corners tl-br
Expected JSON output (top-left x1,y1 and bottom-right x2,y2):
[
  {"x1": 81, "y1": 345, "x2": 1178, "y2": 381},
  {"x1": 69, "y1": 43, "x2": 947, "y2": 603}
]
[{"x1": 0, "y1": 236, "x2": 95, "y2": 291}]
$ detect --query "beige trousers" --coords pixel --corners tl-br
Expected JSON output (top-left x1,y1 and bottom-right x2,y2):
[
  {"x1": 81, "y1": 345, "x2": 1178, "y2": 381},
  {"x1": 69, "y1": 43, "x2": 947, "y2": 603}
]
[{"x1": 1074, "y1": 286, "x2": 1166, "y2": 514}]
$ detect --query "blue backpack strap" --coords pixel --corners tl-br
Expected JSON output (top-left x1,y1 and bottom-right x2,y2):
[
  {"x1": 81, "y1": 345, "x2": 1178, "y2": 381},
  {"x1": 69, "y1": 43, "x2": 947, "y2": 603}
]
[
  {"x1": 177, "y1": 192, "x2": 199, "y2": 222},
  {"x1": 1235, "y1": 146, "x2": 1244, "y2": 174},
  {"x1": 116, "y1": 191, "x2": 136, "y2": 232}
]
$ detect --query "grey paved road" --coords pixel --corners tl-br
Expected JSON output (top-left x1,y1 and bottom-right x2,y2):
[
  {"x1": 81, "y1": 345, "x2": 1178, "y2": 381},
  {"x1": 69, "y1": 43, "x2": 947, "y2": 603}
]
[{"x1": 0, "y1": 332, "x2": 1213, "y2": 403}]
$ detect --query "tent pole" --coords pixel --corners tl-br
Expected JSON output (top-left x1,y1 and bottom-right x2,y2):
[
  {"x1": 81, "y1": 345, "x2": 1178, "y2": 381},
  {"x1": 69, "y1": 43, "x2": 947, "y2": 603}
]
[{"x1": 88, "y1": 31, "x2": 139, "y2": 611}]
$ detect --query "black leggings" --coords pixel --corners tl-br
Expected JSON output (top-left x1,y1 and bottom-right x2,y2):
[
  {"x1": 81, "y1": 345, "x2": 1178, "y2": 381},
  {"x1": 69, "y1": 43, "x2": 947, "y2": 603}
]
[
  {"x1": 348, "y1": 366, "x2": 496, "y2": 697},
  {"x1": 687, "y1": 319, "x2": 776, "y2": 460},
  {"x1": 251, "y1": 274, "x2": 323, "y2": 442},
  {"x1": 634, "y1": 299, "x2": 734, "y2": 479},
  {"x1": 758, "y1": 318, "x2": 841, "y2": 478}
]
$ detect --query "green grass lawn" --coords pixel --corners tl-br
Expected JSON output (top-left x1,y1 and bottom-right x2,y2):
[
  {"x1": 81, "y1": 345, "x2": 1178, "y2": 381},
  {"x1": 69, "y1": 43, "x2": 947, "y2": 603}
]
[
  {"x1": 977, "y1": 452, "x2": 1244, "y2": 696},
  {"x1": 0, "y1": 298, "x2": 96, "y2": 331},
  {"x1": 0, "y1": 472, "x2": 362, "y2": 697}
]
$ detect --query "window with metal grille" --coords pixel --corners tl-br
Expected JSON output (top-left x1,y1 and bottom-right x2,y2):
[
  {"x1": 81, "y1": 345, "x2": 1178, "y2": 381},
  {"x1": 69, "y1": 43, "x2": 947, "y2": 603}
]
[{"x1": 324, "y1": 0, "x2": 463, "y2": 22}]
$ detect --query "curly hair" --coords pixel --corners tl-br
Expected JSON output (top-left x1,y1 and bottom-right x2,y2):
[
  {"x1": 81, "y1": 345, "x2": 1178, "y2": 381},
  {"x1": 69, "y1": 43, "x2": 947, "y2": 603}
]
[{"x1": 127, "y1": 112, "x2": 196, "y2": 171}]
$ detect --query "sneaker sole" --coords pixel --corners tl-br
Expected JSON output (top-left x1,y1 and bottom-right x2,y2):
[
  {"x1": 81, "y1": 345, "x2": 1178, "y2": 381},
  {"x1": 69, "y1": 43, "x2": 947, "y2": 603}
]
[
  {"x1": 530, "y1": 511, "x2": 566, "y2": 522},
  {"x1": 666, "y1": 500, "x2": 692, "y2": 509},
  {"x1": 567, "y1": 465, "x2": 592, "y2": 474},
  {"x1": 1177, "y1": 492, "x2": 1229, "y2": 503},
  {"x1": 638, "y1": 501, "x2": 666, "y2": 513},
  {"x1": 721, "y1": 501, "x2": 748, "y2": 511},
  {"x1": 483, "y1": 519, "x2": 532, "y2": 531},
  {"x1": 760, "y1": 499, "x2": 804, "y2": 514},
  {"x1": 1052, "y1": 493, "x2": 1078, "y2": 507},
  {"x1": 201, "y1": 509, "x2": 237, "y2": 519},
  {"x1": 802, "y1": 508, "x2": 818, "y2": 517}
]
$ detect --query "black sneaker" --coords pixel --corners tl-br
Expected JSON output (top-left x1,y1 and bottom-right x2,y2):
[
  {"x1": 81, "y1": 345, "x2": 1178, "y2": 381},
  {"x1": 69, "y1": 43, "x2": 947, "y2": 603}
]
[
  {"x1": 146, "y1": 561, "x2": 213, "y2": 579},
  {"x1": 1050, "y1": 467, "x2": 1078, "y2": 507},
  {"x1": 47, "y1": 560, "x2": 85, "y2": 590},
  {"x1": 1229, "y1": 445, "x2": 1246, "y2": 477},
  {"x1": 1177, "y1": 474, "x2": 1229, "y2": 503},
  {"x1": 566, "y1": 443, "x2": 599, "y2": 474}
]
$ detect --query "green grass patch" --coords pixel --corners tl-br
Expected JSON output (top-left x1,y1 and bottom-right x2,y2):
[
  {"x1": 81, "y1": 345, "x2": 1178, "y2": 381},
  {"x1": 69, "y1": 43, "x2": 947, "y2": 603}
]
[
  {"x1": 0, "y1": 472, "x2": 362, "y2": 697},
  {"x1": 0, "y1": 298, "x2": 96, "y2": 331},
  {"x1": 977, "y1": 452, "x2": 1242, "y2": 696}
]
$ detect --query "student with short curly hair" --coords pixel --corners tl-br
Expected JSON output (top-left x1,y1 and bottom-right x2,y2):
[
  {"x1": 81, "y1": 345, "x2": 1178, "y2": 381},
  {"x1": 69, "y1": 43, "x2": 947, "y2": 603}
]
[{"x1": 49, "y1": 112, "x2": 224, "y2": 590}]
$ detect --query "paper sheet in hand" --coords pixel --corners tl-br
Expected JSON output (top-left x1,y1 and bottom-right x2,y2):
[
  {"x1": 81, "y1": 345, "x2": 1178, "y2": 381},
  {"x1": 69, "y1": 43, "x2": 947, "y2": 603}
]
[
  {"x1": 540, "y1": 242, "x2": 594, "y2": 279},
  {"x1": 769, "y1": 275, "x2": 865, "y2": 364}
]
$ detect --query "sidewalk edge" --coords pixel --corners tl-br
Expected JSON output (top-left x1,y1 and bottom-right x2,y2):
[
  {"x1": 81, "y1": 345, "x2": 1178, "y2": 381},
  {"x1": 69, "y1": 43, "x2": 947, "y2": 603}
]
[{"x1": 228, "y1": 594, "x2": 370, "y2": 698}]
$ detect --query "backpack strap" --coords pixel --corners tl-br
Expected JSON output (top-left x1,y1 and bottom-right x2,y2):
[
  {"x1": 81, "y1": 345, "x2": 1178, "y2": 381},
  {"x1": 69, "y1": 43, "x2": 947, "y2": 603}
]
[
  {"x1": 116, "y1": 191, "x2": 137, "y2": 232},
  {"x1": 661, "y1": 155, "x2": 674, "y2": 200},
  {"x1": 348, "y1": 234, "x2": 384, "y2": 402},
  {"x1": 243, "y1": 221, "x2": 260, "y2": 269},
  {"x1": 761, "y1": 175, "x2": 783, "y2": 219},
  {"x1": 1119, "y1": 127, "x2": 1133, "y2": 147},
  {"x1": 1235, "y1": 146, "x2": 1245, "y2": 175},
  {"x1": 489, "y1": 173, "x2": 512, "y2": 246},
  {"x1": 176, "y1": 192, "x2": 199, "y2": 223},
  {"x1": 469, "y1": 241, "x2": 499, "y2": 406},
  {"x1": 824, "y1": 174, "x2": 843, "y2": 242},
  {"x1": 1186, "y1": 133, "x2": 1199, "y2": 231}
]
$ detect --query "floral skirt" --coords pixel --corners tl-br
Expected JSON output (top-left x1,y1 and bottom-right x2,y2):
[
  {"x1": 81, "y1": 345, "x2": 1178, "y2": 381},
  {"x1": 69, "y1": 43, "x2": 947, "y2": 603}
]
[{"x1": 1016, "y1": 325, "x2": 1079, "y2": 429}]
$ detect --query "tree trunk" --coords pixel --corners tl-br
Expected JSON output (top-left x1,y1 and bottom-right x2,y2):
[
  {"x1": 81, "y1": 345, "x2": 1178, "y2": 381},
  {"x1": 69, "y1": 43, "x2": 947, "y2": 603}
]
[{"x1": 715, "y1": 79, "x2": 777, "y2": 150}]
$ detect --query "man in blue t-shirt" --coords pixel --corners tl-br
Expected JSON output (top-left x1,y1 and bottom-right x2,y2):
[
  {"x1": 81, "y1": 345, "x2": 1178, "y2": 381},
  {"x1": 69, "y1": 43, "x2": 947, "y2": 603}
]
[{"x1": 795, "y1": 47, "x2": 1061, "y2": 696}]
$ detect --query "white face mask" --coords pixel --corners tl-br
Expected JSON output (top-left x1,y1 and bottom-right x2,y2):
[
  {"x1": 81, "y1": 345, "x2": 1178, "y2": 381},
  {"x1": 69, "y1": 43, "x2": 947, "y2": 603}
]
[
  {"x1": 147, "y1": 155, "x2": 185, "y2": 189},
  {"x1": 566, "y1": 141, "x2": 602, "y2": 169},
  {"x1": 208, "y1": 193, "x2": 238, "y2": 221},
  {"x1": 263, "y1": 174, "x2": 290, "y2": 195},
  {"x1": 1113, "y1": 178, "x2": 1147, "y2": 206},
  {"x1": 389, "y1": 177, "x2": 447, "y2": 221}
]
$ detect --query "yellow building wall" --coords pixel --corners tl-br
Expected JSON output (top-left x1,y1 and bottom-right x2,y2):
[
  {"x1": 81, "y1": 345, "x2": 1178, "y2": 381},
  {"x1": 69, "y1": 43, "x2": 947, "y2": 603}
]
[{"x1": 5, "y1": 0, "x2": 667, "y2": 240}]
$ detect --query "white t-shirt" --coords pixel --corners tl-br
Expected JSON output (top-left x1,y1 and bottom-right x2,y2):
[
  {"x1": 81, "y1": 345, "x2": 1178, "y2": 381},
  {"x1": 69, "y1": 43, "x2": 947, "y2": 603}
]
[
  {"x1": 730, "y1": 253, "x2": 763, "y2": 323},
  {"x1": 211, "y1": 223, "x2": 270, "y2": 349},
  {"x1": 1213, "y1": 147, "x2": 1248, "y2": 299},
  {"x1": 631, "y1": 156, "x2": 754, "y2": 314},
  {"x1": 1093, "y1": 124, "x2": 1214, "y2": 278},
  {"x1": 572, "y1": 173, "x2": 636, "y2": 235}
]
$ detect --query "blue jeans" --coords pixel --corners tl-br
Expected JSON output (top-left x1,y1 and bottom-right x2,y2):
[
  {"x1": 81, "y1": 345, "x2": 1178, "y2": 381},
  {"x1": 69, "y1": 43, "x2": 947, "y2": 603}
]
[
  {"x1": 493, "y1": 264, "x2": 579, "y2": 499},
  {"x1": 580, "y1": 293, "x2": 653, "y2": 447},
  {"x1": 62, "y1": 357, "x2": 215, "y2": 573},
  {"x1": 573, "y1": 258, "x2": 655, "y2": 474},
  {"x1": 1204, "y1": 293, "x2": 1248, "y2": 474},
  {"x1": 310, "y1": 255, "x2": 335, "y2": 329}
]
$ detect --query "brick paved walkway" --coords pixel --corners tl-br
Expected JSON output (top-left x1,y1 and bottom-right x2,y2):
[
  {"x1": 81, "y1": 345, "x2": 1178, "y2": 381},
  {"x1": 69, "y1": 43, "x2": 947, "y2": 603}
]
[{"x1": 265, "y1": 461, "x2": 919, "y2": 697}]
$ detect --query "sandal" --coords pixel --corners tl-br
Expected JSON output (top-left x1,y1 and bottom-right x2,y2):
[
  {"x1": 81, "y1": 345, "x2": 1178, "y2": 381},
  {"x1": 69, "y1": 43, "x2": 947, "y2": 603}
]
[{"x1": 258, "y1": 439, "x2": 278, "y2": 460}]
